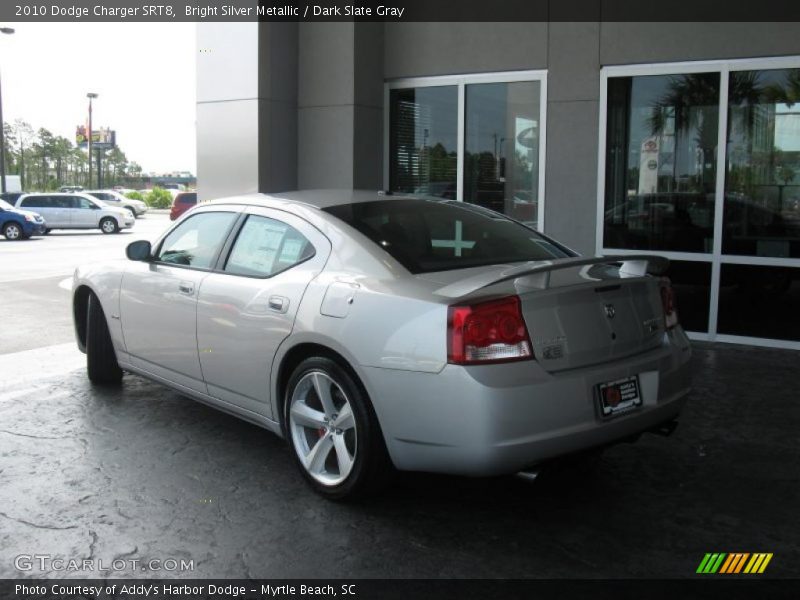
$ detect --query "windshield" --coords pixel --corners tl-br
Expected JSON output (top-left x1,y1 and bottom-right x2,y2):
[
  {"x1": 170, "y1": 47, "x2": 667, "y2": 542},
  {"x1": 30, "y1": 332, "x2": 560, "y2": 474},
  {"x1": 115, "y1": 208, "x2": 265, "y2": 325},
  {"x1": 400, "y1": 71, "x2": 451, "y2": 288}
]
[
  {"x1": 323, "y1": 198, "x2": 575, "y2": 274},
  {"x1": 0, "y1": 199, "x2": 14, "y2": 211}
]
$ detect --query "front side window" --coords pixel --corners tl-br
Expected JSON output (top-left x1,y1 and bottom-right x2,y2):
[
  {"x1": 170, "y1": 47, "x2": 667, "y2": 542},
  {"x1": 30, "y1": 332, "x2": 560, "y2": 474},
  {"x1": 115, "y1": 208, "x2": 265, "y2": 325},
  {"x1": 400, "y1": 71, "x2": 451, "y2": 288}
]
[
  {"x1": 224, "y1": 215, "x2": 315, "y2": 278},
  {"x1": 74, "y1": 196, "x2": 95, "y2": 209},
  {"x1": 324, "y1": 199, "x2": 571, "y2": 274},
  {"x1": 604, "y1": 73, "x2": 720, "y2": 253},
  {"x1": 157, "y1": 212, "x2": 237, "y2": 269}
]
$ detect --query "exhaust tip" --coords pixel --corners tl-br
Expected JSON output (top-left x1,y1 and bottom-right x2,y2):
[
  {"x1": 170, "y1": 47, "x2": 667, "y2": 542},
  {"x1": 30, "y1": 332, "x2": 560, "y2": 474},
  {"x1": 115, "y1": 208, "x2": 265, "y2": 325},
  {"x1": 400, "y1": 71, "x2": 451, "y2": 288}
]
[
  {"x1": 649, "y1": 419, "x2": 679, "y2": 437},
  {"x1": 515, "y1": 468, "x2": 541, "y2": 482}
]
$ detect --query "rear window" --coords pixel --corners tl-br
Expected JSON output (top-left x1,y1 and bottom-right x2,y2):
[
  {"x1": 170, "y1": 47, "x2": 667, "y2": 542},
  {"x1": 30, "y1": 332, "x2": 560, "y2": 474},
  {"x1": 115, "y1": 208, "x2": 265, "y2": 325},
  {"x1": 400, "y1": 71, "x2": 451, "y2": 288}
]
[
  {"x1": 177, "y1": 193, "x2": 197, "y2": 205},
  {"x1": 323, "y1": 199, "x2": 573, "y2": 274}
]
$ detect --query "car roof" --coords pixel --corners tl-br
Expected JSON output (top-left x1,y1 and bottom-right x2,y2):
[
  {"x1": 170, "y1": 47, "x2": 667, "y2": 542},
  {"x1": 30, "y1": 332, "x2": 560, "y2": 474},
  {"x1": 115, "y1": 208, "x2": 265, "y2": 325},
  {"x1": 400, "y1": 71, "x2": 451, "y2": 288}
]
[{"x1": 205, "y1": 189, "x2": 409, "y2": 210}]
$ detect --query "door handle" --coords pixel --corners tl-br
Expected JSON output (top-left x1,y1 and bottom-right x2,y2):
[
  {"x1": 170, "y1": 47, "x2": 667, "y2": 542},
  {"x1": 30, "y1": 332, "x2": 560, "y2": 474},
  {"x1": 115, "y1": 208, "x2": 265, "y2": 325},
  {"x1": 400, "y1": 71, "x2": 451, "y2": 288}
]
[
  {"x1": 178, "y1": 281, "x2": 195, "y2": 295},
  {"x1": 268, "y1": 295, "x2": 289, "y2": 313}
]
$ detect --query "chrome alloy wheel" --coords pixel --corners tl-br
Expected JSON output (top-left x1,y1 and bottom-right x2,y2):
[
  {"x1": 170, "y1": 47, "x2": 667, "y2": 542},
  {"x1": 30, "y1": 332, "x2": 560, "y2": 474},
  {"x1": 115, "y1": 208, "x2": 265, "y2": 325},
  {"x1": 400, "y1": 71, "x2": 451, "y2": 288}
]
[
  {"x1": 4, "y1": 223, "x2": 21, "y2": 240},
  {"x1": 289, "y1": 371, "x2": 357, "y2": 487},
  {"x1": 101, "y1": 218, "x2": 117, "y2": 233}
]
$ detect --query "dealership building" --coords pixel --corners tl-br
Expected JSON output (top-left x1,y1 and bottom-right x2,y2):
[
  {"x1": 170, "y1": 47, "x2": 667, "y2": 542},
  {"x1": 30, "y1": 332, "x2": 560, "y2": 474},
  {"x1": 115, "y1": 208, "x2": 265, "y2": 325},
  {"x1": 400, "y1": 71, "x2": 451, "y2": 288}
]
[{"x1": 196, "y1": 21, "x2": 800, "y2": 349}]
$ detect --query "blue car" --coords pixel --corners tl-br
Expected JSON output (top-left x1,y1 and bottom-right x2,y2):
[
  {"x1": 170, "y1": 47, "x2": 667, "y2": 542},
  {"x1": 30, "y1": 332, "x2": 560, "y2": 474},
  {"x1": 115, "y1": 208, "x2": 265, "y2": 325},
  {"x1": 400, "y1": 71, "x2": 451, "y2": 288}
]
[{"x1": 0, "y1": 198, "x2": 47, "y2": 240}]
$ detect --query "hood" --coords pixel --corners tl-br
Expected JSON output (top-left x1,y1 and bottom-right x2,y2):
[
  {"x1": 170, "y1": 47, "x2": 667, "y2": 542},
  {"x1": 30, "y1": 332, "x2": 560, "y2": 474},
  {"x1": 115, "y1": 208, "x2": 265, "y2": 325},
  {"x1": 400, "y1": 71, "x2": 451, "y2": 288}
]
[
  {"x1": 12, "y1": 208, "x2": 44, "y2": 221},
  {"x1": 107, "y1": 206, "x2": 132, "y2": 215}
]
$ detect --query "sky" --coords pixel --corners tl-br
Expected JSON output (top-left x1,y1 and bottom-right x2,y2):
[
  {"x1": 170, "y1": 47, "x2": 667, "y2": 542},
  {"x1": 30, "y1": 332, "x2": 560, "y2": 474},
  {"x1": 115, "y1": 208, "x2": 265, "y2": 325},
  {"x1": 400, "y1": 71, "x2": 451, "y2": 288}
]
[{"x1": 1, "y1": 22, "x2": 196, "y2": 174}]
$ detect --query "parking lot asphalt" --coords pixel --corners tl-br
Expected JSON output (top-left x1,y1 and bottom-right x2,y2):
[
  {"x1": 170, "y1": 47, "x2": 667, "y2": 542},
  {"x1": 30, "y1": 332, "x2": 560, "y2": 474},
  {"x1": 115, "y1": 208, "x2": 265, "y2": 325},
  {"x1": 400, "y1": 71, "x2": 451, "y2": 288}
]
[{"x1": 1, "y1": 341, "x2": 798, "y2": 579}]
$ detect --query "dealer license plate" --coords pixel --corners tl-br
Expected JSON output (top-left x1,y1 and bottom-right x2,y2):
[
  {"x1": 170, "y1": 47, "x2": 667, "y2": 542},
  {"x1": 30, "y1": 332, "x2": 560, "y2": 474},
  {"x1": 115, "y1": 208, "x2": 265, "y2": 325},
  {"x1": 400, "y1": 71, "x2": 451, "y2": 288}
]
[{"x1": 597, "y1": 375, "x2": 642, "y2": 417}]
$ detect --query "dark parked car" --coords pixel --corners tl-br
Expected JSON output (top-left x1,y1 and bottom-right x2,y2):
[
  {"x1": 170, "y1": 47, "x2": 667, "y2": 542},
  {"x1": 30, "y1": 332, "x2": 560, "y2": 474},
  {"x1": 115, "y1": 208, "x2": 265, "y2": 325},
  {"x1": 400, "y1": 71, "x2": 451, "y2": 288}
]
[
  {"x1": 170, "y1": 192, "x2": 197, "y2": 221},
  {"x1": 0, "y1": 191, "x2": 25, "y2": 206},
  {"x1": 0, "y1": 198, "x2": 46, "y2": 241}
]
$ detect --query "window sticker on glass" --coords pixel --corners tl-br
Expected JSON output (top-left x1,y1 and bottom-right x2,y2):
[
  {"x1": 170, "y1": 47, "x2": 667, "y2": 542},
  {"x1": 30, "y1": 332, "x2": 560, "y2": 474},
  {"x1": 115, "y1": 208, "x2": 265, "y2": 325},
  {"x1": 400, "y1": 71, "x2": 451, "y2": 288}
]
[
  {"x1": 279, "y1": 238, "x2": 304, "y2": 262},
  {"x1": 225, "y1": 215, "x2": 314, "y2": 278}
]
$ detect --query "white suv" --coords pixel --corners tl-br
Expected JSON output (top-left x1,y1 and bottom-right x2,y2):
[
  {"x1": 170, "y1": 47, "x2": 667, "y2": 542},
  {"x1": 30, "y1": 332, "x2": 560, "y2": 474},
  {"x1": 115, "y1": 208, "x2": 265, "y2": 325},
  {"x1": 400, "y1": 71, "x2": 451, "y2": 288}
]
[
  {"x1": 84, "y1": 190, "x2": 148, "y2": 217},
  {"x1": 16, "y1": 192, "x2": 135, "y2": 234}
]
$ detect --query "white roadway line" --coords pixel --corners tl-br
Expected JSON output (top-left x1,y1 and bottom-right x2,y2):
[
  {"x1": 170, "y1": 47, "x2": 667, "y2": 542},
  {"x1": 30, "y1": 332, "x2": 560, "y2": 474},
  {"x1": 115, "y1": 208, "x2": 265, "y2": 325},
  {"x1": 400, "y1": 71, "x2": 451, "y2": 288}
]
[
  {"x1": 0, "y1": 343, "x2": 85, "y2": 391},
  {"x1": 0, "y1": 388, "x2": 71, "y2": 403},
  {"x1": 0, "y1": 272, "x2": 75, "y2": 285}
]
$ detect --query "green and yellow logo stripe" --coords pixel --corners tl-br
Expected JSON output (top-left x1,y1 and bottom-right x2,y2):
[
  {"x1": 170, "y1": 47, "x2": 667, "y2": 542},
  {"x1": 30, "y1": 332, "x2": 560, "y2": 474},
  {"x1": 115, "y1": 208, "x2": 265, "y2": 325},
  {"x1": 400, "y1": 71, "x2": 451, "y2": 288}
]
[{"x1": 696, "y1": 553, "x2": 773, "y2": 574}]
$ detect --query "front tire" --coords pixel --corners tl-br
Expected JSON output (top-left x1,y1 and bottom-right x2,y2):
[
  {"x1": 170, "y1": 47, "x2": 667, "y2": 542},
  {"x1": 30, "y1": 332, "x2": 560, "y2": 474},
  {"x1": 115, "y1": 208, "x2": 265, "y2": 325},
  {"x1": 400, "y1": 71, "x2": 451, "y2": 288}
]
[
  {"x1": 86, "y1": 293, "x2": 123, "y2": 385},
  {"x1": 100, "y1": 217, "x2": 119, "y2": 234},
  {"x1": 2, "y1": 222, "x2": 23, "y2": 241},
  {"x1": 285, "y1": 357, "x2": 391, "y2": 500}
]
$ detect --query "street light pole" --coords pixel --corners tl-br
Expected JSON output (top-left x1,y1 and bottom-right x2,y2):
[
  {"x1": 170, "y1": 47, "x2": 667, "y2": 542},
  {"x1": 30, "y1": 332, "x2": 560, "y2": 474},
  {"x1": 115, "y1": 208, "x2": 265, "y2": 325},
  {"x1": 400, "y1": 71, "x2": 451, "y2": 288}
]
[
  {"x1": 86, "y1": 92, "x2": 98, "y2": 188},
  {"x1": 0, "y1": 27, "x2": 15, "y2": 194}
]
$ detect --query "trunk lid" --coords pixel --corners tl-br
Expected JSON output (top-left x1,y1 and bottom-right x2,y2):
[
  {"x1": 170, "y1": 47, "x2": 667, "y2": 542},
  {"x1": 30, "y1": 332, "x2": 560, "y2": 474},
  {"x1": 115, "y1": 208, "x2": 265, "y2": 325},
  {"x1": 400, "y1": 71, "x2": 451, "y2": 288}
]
[{"x1": 420, "y1": 257, "x2": 667, "y2": 372}]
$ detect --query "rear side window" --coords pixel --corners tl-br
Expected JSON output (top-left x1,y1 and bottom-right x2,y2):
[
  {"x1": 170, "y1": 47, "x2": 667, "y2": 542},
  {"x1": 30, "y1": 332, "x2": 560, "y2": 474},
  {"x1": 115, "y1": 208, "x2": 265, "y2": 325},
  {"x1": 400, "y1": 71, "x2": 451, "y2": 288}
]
[
  {"x1": 178, "y1": 193, "x2": 197, "y2": 205},
  {"x1": 224, "y1": 215, "x2": 315, "y2": 278},
  {"x1": 157, "y1": 212, "x2": 237, "y2": 269},
  {"x1": 21, "y1": 196, "x2": 51, "y2": 208},
  {"x1": 323, "y1": 199, "x2": 573, "y2": 274}
]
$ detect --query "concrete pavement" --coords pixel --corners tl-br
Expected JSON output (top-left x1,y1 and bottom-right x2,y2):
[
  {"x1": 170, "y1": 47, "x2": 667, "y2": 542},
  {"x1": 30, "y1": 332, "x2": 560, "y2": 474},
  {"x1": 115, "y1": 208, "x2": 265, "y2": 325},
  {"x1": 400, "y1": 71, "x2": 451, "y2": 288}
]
[{"x1": 0, "y1": 342, "x2": 798, "y2": 578}]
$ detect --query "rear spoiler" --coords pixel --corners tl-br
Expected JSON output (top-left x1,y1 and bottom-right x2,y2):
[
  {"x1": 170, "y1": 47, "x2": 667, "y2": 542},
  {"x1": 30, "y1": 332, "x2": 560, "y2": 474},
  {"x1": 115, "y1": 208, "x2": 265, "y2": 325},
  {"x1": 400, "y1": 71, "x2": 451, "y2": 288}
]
[{"x1": 434, "y1": 255, "x2": 669, "y2": 298}]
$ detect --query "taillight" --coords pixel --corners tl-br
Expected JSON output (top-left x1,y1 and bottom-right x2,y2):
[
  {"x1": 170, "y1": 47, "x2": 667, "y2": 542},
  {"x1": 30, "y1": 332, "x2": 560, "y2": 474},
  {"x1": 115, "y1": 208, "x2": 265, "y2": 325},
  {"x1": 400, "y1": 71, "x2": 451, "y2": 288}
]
[
  {"x1": 660, "y1": 279, "x2": 678, "y2": 330},
  {"x1": 447, "y1": 295, "x2": 533, "y2": 365}
]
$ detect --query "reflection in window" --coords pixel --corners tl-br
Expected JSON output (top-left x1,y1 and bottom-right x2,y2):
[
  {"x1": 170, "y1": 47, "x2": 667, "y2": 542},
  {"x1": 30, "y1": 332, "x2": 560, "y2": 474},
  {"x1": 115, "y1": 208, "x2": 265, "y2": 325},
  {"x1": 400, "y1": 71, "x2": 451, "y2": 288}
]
[
  {"x1": 724, "y1": 69, "x2": 800, "y2": 258},
  {"x1": 389, "y1": 86, "x2": 458, "y2": 199},
  {"x1": 225, "y1": 215, "x2": 314, "y2": 278},
  {"x1": 604, "y1": 73, "x2": 719, "y2": 252},
  {"x1": 464, "y1": 81, "x2": 541, "y2": 228}
]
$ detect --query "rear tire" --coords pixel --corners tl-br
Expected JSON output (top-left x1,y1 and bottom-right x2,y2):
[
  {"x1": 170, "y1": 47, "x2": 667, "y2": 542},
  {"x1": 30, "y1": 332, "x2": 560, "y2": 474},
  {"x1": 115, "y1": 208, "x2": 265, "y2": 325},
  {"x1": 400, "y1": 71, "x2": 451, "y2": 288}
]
[
  {"x1": 285, "y1": 356, "x2": 391, "y2": 500},
  {"x1": 86, "y1": 293, "x2": 123, "y2": 385},
  {"x1": 100, "y1": 217, "x2": 118, "y2": 234},
  {"x1": 2, "y1": 222, "x2": 23, "y2": 241}
]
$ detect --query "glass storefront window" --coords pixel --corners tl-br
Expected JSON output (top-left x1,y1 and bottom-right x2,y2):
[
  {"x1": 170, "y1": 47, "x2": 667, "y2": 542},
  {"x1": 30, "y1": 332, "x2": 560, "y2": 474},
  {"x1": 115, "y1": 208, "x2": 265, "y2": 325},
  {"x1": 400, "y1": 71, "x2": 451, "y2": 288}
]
[
  {"x1": 604, "y1": 73, "x2": 720, "y2": 252},
  {"x1": 389, "y1": 86, "x2": 458, "y2": 200},
  {"x1": 464, "y1": 81, "x2": 541, "y2": 229},
  {"x1": 718, "y1": 264, "x2": 800, "y2": 341},
  {"x1": 664, "y1": 260, "x2": 712, "y2": 334},
  {"x1": 724, "y1": 69, "x2": 800, "y2": 258}
]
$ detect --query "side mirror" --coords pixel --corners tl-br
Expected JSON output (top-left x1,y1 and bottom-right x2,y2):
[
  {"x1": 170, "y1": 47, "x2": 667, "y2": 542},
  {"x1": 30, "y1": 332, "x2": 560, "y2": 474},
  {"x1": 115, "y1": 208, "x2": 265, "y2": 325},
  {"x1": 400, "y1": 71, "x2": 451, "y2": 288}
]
[{"x1": 126, "y1": 240, "x2": 152, "y2": 262}]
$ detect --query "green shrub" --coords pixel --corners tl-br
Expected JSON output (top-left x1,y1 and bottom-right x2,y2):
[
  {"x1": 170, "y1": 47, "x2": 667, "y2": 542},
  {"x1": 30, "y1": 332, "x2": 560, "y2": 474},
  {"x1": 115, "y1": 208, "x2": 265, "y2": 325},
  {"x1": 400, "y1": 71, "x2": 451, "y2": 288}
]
[
  {"x1": 125, "y1": 191, "x2": 145, "y2": 201},
  {"x1": 145, "y1": 187, "x2": 172, "y2": 209}
]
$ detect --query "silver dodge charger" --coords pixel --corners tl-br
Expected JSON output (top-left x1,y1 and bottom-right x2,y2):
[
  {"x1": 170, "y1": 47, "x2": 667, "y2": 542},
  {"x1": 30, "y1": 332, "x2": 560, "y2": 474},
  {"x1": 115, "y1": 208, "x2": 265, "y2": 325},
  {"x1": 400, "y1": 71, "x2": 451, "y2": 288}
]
[{"x1": 72, "y1": 190, "x2": 691, "y2": 499}]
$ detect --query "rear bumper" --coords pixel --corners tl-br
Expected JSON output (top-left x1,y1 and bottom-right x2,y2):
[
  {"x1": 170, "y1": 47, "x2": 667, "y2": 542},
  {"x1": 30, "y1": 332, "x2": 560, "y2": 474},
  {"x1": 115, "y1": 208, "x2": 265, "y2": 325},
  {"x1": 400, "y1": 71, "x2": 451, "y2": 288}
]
[{"x1": 363, "y1": 329, "x2": 692, "y2": 476}]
